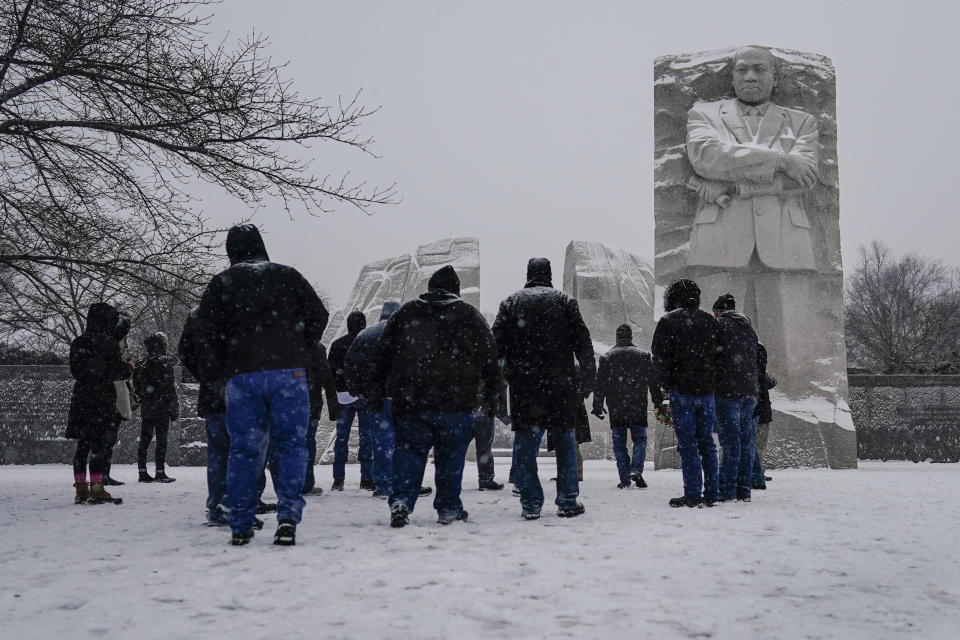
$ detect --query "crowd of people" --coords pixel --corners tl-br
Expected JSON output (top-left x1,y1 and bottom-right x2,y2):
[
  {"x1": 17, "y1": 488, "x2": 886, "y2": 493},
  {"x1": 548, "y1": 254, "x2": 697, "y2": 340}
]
[{"x1": 66, "y1": 224, "x2": 776, "y2": 545}]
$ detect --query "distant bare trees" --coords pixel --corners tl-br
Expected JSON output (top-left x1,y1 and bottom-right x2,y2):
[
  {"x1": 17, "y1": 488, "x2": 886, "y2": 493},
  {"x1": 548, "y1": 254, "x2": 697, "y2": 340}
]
[
  {"x1": 0, "y1": 0, "x2": 394, "y2": 353},
  {"x1": 844, "y1": 241, "x2": 960, "y2": 373}
]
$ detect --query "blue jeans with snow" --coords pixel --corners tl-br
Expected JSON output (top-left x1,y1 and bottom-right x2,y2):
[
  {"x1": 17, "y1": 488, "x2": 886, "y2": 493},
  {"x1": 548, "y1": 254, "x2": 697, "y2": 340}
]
[
  {"x1": 333, "y1": 400, "x2": 372, "y2": 481},
  {"x1": 390, "y1": 411, "x2": 475, "y2": 518},
  {"x1": 225, "y1": 369, "x2": 310, "y2": 534},
  {"x1": 360, "y1": 399, "x2": 395, "y2": 495},
  {"x1": 715, "y1": 396, "x2": 758, "y2": 500},
  {"x1": 513, "y1": 426, "x2": 579, "y2": 512},
  {"x1": 751, "y1": 417, "x2": 766, "y2": 487},
  {"x1": 669, "y1": 392, "x2": 719, "y2": 501},
  {"x1": 610, "y1": 425, "x2": 647, "y2": 485},
  {"x1": 203, "y1": 413, "x2": 229, "y2": 511}
]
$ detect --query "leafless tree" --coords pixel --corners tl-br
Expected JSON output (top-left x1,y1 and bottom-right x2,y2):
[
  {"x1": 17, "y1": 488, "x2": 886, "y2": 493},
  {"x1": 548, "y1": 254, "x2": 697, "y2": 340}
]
[
  {"x1": 844, "y1": 241, "x2": 960, "y2": 373},
  {"x1": 0, "y1": 0, "x2": 394, "y2": 352}
]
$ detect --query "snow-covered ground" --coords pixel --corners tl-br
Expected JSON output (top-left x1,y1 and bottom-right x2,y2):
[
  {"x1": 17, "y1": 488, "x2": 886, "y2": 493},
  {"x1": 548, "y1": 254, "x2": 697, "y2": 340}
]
[{"x1": 1, "y1": 461, "x2": 958, "y2": 639}]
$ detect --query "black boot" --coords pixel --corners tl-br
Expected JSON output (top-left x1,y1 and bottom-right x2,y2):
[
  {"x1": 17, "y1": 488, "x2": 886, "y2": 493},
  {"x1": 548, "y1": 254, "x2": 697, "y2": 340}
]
[
  {"x1": 103, "y1": 476, "x2": 125, "y2": 486},
  {"x1": 154, "y1": 470, "x2": 176, "y2": 483},
  {"x1": 631, "y1": 473, "x2": 647, "y2": 489},
  {"x1": 557, "y1": 503, "x2": 586, "y2": 518},
  {"x1": 331, "y1": 478, "x2": 344, "y2": 491},
  {"x1": 256, "y1": 500, "x2": 278, "y2": 514},
  {"x1": 478, "y1": 480, "x2": 504, "y2": 491},
  {"x1": 669, "y1": 495, "x2": 701, "y2": 508},
  {"x1": 274, "y1": 520, "x2": 297, "y2": 546},
  {"x1": 390, "y1": 502, "x2": 409, "y2": 528},
  {"x1": 418, "y1": 486, "x2": 433, "y2": 497},
  {"x1": 138, "y1": 471, "x2": 155, "y2": 483},
  {"x1": 231, "y1": 530, "x2": 254, "y2": 546},
  {"x1": 359, "y1": 478, "x2": 376, "y2": 491}
]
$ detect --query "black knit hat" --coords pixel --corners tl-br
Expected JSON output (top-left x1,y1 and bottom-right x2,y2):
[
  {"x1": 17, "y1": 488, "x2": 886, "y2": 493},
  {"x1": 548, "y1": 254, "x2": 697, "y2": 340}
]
[
  {"x1": 428, "y1": 265, "x2": 460, "y2": 295},
  {"x1": 712, "y1": 293, "x2": 736, "y2": 311},
  {"x1": 526, "y1": 258, "x2": 552, "y2": 284},
  {"x1": 615, "y1": 324, "x2": 632, "y2": 341}
]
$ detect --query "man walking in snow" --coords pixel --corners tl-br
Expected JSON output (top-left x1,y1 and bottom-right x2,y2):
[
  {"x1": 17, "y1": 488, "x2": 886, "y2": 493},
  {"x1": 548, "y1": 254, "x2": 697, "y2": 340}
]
[
  {"x1": 196, "y1": 224, "x2": 328, "y2": 546},
  {"x1": 712, "y1": 293, "x2": 759, "y2": 502},
  {"x1": 328, "y1": 310, "x2": 372, "y2": 491},
  {"x1": 492, "y1": 258, "x2": 595, "y2": 520},
  {"x1": 592, "y1": 324, "x2": 662, "y2": 489},
  {"x1": 370, "y1": 266, "x2": 500, "y2": 528},
  {"x1": 651, "y1": 279, "x2": 720, "y2": 508}
]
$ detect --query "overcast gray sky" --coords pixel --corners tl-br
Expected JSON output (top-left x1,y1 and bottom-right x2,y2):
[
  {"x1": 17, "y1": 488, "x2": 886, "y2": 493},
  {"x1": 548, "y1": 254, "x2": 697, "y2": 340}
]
[{"x1": 195, "y1": 0, "x2": 959, "y2": 312}]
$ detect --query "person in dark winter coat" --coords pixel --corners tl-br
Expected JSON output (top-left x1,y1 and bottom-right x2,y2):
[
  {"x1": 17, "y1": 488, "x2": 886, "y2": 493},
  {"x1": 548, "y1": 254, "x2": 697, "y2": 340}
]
[
  {"x1": 370, "y1": 266, "x2": 500, "y2": 528},
  {"x1": 651, "y1": 279, "x2": 720, "y2": 508},
  {"x1": 343, "y1": 301, "x2": 400, "y2": 498},
  {"x1": 712, "y1": 293, "x2": 759, "y2": 502},
  {"x1": 133, "y1": 332, "x2": 179, "y2": 483},
  {"x1": 592, "y1": 324, "x2": 663, "y2": 489},
  {"x1": 195, "y1": 224, "x2": 329, "y2": 546},
  {"x1": 178, "y1": 306, "x2": 231, "y2": 526},
  {"x1": 328, "y1": 310, "x2": 372, "y2": 490},
  {"x1": 304, "y1": 344, "x2": 340, "y2": 494},
  {"x1": 492, "y1": 258, "x2": 595, "y2": 520},
  {"x1": 65, "y1": 302, "x2": 134, "y2": 504},
  {"x1": 752, "y1": 343, "x2": 777, "y2": 489},
  {"x1": 545, "y1": 362, "x2": 592, "y2": 481},
  {"x1": 102, "y1": 309, "x2": 133, "y2": 486}
]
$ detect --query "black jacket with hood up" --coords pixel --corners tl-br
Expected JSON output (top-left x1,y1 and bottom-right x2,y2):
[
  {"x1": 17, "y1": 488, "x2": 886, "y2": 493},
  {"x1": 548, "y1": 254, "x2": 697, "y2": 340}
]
[
  {"x1": 651, "y1": 279, "x2": 718, "y2": 396},
  {"x1": 715, "y1": 310, "x2": 759, "y2": 398},
  {"x1": 133, "y1": 332, "x2": 179, "y2": 420},
  {"x1": 329, "y1": 311, "x2": 366, "y2": 394},
  {"x1": 195, "y1": 225, "x2": 329, "y2": 381},
  {"x1": 65, "y1": 303, "x2": 133, "y2": 440},
  {"x1": 492, "y1": 258, "x2": 596, "y2": 432},
  {"x1": 754, "y1": 343, "x2": 777, "y2": 423},
  {"x1": 370, "y1": 267, "x2": 500, "y2": 417}
]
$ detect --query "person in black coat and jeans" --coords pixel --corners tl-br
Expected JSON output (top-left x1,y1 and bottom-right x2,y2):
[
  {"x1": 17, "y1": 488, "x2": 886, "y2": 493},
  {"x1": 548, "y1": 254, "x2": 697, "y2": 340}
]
[
  {"x1": 651, "y1": 279, "x2": 720, "y2": 508},
  {"x1": 371, "y1": 266, "x2": 500, "y2": 528},
  {"x1": 751, "y1": 343, "x2": 777, "y2": 489},
  {"x1": 592, "y1": 324, "x2": 663, "y2": 489},
  {"x1": 134, "y1": 332, "x2": 179, "y2": 483},
  {"x1": 195, "y1": 224, "x2": 329, "y2": 546},
  {"x1": 328, "y1": 310, "x2": 372, "y2": 490},
  {"x1": 65, "y1": 302, "x2": 134, "y2": 504},
  {"x1": 712, "y1": 293, "x2": 759, "y2": 502},
  {"x1": 492, "y1": 258, "x2": 595, "y2": 520}
]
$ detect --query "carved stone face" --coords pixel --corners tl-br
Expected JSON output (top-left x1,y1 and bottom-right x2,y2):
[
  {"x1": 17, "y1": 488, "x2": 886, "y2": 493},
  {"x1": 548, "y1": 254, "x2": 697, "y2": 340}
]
[{"x1": 732, "y1": 48, "x2": 776, "y2": 104}]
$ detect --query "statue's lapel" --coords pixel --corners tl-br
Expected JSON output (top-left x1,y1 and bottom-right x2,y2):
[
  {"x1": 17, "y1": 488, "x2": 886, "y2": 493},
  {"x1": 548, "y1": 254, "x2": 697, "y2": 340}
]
[
  {"x1": 719, "y1": 100, "x2": 750, "y2": 144},
  {"x1": 757, "y1": 106, "x2": 786, "y2": 148}
]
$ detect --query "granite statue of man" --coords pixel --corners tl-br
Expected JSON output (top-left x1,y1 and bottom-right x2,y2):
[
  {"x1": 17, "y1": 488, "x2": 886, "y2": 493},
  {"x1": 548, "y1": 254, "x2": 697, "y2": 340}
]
[{"x1": 684, "y1": 45, "x2": 820, "y2": 396}]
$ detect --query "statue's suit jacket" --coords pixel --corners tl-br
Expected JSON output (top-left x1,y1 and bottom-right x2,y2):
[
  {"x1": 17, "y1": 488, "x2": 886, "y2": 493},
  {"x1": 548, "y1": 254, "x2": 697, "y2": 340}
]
[{"x1": 685, "y1": 99, "x2": 818, "y2": 271}]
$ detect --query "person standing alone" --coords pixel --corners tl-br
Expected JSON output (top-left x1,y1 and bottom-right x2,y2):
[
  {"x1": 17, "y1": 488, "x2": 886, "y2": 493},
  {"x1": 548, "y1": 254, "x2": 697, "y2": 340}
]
[{"x1": 134, "y1": 332, "x2": 179, "y2": 483}]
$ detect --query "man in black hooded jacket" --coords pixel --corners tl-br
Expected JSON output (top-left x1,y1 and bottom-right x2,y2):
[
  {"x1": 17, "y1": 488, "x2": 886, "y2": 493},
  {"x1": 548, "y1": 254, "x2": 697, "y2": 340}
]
[
  {"x1": 651, "y1": 278, "x2": 720, "y2": 508},
  {"x1": 328, "y1": 310, "x2": 372, "y2": 491},
  {"x1": 370, "y1": 266, "x2": 500, "y2": 528},
  {"x1": 195, "y1": 224, "x2": 328, "y2": 546},
  {"x1": 134, "y1": 332, "x2": 179, "y2": 483},
  {"x1": 492, "y1": 258, "x2": 595, "y2": 520}
]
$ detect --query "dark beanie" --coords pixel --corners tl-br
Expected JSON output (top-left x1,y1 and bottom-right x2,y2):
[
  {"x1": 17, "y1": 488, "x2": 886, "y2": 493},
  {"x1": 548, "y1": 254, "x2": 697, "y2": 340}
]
[
  {"x1": 526, "y1": 258, "x2": 552, "y2": 284},
  {"x1": 712, "y1": 293, "x2": 736, "y2": 312},
  {"x1": 428, "y1": 265, "x2": 460, "y2": 295},
  {"x1": 615, "y1": 324, "x2": 632, "y2": 341}
]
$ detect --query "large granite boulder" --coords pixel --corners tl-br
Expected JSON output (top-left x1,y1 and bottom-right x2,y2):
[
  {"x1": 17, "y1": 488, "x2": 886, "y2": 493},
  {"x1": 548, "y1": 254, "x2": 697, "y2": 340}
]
[
  {"x1": 562, "y1": 241, "x2": 655, "y2": 350},
  {"x1": 322, "y1": 237, "x2": 480, "y2": 344},
  {"x1": 653, "y1": 46, "x2": 855, "y2": 469}
]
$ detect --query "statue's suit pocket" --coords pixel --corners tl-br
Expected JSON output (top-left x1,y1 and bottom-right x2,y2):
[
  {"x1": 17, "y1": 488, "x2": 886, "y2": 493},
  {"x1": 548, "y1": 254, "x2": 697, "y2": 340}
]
[
  {"x1": 694, "y1": 203, "x2": 720, "y2": 224},
  {"x1": 785, "y1": 200, "x2": 810, "y2": 229}
]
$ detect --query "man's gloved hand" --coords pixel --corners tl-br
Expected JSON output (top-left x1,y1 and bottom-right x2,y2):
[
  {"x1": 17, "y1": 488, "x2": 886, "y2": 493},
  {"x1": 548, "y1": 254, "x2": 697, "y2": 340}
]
[{"x1": 328, "y1": 404, "x2": 341, "y2": 422}]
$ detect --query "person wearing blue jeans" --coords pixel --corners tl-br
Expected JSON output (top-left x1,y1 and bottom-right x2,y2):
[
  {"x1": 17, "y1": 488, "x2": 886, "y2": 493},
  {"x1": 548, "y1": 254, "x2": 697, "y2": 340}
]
[
  {"x1": 204, "y1": 413, "x2": 230, "y2": 523},
  {"x1": 610, "y1": 425, "x2": 647, "y2": 487},
  {"x1": 651, "y1": 279, "x2": 720, "y2": 508},
  {"x1": 225, "y1": 369, "x2": 310, "y2": 536},
  {"x1": 669, "y1": 392, "x2": 720, "y2": 504},
  {"x1": 392, "y1": 411, "x2": 474, "y2": 519},
  {"x1": 362, "y1": 398, "x2": 395, "y2": 497},
  {"x1": 332, "y1": 400, "x2": 372, "y2": 489},
  {"x1": 712, "y1": 293, "x2": 760, "y2": 502},
  {"x1": 715, "y1": 396, "x2": 758, "y2": 500},
  {"x1": 370, "y1": 266, "x2": 501, "y2": 528},
  {"x1": 513, "y1": 426, "x2": 579, "y2": 515},
  {"x1": 195, "y1": 224, "x2": 329, "y2": 546}
]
